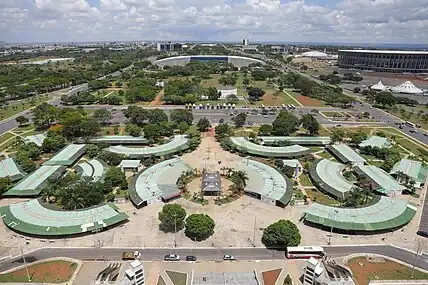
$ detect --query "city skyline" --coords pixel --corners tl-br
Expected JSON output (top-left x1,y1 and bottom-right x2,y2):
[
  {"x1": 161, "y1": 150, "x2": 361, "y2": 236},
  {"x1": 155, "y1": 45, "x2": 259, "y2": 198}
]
[{"x1": 1, "y1": 0, "x2": 427, "y2": 44}]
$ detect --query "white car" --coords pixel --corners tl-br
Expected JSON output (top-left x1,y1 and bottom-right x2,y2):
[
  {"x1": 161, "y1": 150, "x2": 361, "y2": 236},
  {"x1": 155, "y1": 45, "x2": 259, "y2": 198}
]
[
  {"x1": 223, "y1": 254, "x2": 236, "y2": 261},
  {"x1": 164, "y1": 254, "x2": 180, "y2": 261}
]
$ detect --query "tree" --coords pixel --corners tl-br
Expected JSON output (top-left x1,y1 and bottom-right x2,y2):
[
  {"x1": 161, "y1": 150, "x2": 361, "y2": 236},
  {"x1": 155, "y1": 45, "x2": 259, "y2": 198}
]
[
  {"x1": 42, "y1": 135, "x2": 67, "y2": 153},
  {"x1": 15, "y1": 115, "x2": 29, "y2": 126},
  {"x1": 272, "y1": 111, "x2": 299, "y2": 136},
  {"x1": 177, "y1": 122, "x2": 190, "y2": 133},
  {"x1": 93, "y1": 109, "x2": 112, "y2": 125},
  {"x1": 261, "y1": 220, "x2": 301, "y2": 248},
  {"x1": 104, "y1": 167, "x2": 128, "y2": 190},
  {"x1": 170, "y1": 109, "x2": 194, "y2": 126},
  {"x1": 330, "y1": 128, "x2": 346, "y2": 143},
  {"x1": 185, "y1": 213, "x2": 215, "y2": 241},
  {"x1": 350, "y1": 131, "x2": 368, "y2": 145},
  {"x1": 98, "y1": 150, "x2": 122, "y2": 166},
  {"x1": 0, "y1": 177, "x2": 12, "y2": 195},
  {"x1": 204, "y1": 87, "x2": 219, "y2": 101},
  {"x1": 16, "y1": 154, "x2": 36, "y2": 173},
  {"x1": 197, "y1": 118, "x2": 211, "y2": 132},
  {"x1": 375, "y1": 91, "x2": 396, "y2": 107},
  {"x1": 147, "y1": 109, "x2": 168, "y2": 124},
  {"x1": 300, "y1": 114, "x2": 319, "y2": 136},
  {"x1": 233, "y1": 113, "x2": 247, "y2": 128},
  {"x1": 61, "y1": 115, "x2": 100, "y2": 139},
  {"x1": 143, "y1": 122, "x2": 173, "y2": 142},
  {"x1": 86, "y1": 144, "x2": 100, "y2": 158},
  {"x1": 353, "y1": 87, "x2": 361, "y2": 93},
  {"x1": 215, "y1": 123, "x2": 233, "y2": 141},
  {"x1": 243, "y1": 78, "x2": 250, "y2": 86},
  {"x1": 247, "y1": 87, "x2": 265, "y2": 101},
  {"x1": 125, "y1": 124, "x2": 142, "y2": 137},
  {"x1": 158, "y1": 204, "x2": 187, "y2": 232},
  {"x1": 123, "y1": 105, "x2": 149, "y2": 126},
  {"x1": 259, "y1": 124, "x2": 272, "y2": 135},
  {"x1": 229, "y1": 170, "x2": 249, "y2": 194},
  {"x1": 32, "y1": 103, "x2": 58, "y2": 129}
]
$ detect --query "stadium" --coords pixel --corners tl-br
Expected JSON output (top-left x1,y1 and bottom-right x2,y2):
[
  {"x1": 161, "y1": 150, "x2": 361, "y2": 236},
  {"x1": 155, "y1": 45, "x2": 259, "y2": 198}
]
[
  {"x1": 153, "y1": 55, "x2": 266, "y2": 67},
  {"x1": 338, "y1": 50, "x2": 428, "y2": 73}
]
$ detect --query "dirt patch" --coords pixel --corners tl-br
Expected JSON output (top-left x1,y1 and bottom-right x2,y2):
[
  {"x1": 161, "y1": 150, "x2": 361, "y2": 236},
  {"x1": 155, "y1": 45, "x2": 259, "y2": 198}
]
[
  {"x1": 150, "y1": 90, "x2": 165, "y2": 106},
  {"x1": 347, "y1": 256, "x2": 428, "y2": 285},
  {"x1": 262, "y1": 268, "x2": 282, "y2": 285},
  {"x1": 363, "y1": 72, "x2": 428, "y2": 83},
  {"x1": 157, "y1": 275, "x2": 167, "y2": 285},
  {"x1": 261, "y1": 91, "x2": 284, "y2": 106},
  {"x1": 0, "y1": 260, "x2": 77, "y2": 283},
  {"x1": 296, "y1": 95, "x2": 325, "y2": 107}
]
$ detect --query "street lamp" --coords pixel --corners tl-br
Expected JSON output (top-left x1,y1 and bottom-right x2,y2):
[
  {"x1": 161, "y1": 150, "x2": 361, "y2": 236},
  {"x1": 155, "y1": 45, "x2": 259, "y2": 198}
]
[
  {"x1": 328, "y1": 209, "x2": 339, "y2": 245},
  {"x1": 173, "y1": 213, "x2": 177, "y2": 248}
]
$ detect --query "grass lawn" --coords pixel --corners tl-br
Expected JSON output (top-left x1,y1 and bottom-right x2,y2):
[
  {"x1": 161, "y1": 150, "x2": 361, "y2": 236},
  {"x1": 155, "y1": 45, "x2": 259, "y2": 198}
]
[
  {"x1": 0, "y1": 95, "x2": 53, "y2": 120},
  {"x1": 0, "y1": 260, "x2": 77, "y2": 283},
  {"x1": 13, "y1": 124, "x2": 35, "y2": 134},
  {"x1": 285, "y1": 89, "x2": 327, "y2": 107},
  {"x1": 388, "y1": 108, "x2": 428, "y2": 130},
  {"x1": 299, "y1": 173, "x2": 313, "y2": 187},
  {"x1": 396, "y1": 137, "x2": 428, "y2": 160},
  {"x1": 318, "y1": 126, "x2": 331, "y2": 136},
  {"x1": 0, "y1": 133, "x2": 15, "y2": 145},
  {"x1": 348, "y1": 256, "x2": 428, "y2": 285},
  {"x1": 157, "y1": 275, "x2": 167, "y2": 285},
  {"x1": 305, "y1": 188, "x2": 339, "y2": 205},
  {"x1": 166, "y1": 270, "x2": 187, "y2": 285},
  {"x1": 320, "y1": 111, "x2": 343, "y2": 118},
  {"x1": 308, "y1": 146, "x2": 324, "y2": 152},
  {"x1": 317, "y1": 151, "x2": 332, "y2": 159}
]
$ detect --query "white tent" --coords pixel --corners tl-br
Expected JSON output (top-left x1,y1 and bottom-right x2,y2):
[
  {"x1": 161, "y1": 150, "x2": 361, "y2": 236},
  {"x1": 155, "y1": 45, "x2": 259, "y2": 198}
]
[
  {"x1": 370, "y1": 81, "x2": 387, "y2": 91},
  {"x1": 391, "y1": 81, "x2": 423, "y2": 94}
]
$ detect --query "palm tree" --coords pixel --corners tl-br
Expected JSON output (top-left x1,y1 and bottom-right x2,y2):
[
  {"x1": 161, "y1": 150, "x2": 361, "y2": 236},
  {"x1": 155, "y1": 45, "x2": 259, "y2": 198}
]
[
  {"x1": 343, "y1": 186, "x2": 363, "y2": 207},
  {"x1": 230, "y1": 170, "x2": 249, "y2": 194}
]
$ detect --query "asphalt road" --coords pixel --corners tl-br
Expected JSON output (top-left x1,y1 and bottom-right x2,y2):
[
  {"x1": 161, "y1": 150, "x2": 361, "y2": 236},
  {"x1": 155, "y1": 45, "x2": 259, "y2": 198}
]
[{"x1": 0, "y1": 245, "x2": 426, "y2": 273}]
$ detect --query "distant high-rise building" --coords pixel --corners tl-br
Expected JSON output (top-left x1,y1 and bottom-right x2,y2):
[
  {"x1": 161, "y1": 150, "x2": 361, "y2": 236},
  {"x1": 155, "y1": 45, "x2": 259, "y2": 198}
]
[
  {"x1": 242, "y1": 39, "x2": 249, "y2": 46},
  {"x1": 156, "y1": 42, "x2": 183, "y2": 52}
]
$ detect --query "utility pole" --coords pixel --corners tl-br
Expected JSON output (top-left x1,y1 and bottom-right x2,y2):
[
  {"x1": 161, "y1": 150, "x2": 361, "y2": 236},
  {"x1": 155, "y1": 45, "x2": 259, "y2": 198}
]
[
  {"x1": 411, "y1": 240, "x2": 422, "y2": 279},
  {"x1": 173, "y1": 213, "x2": 177, "y2": 248},
  {"x1": 20, "y1": 246, "x2": 31, "y2": 283},
  {"x1": 252, "y1": 216, "x2": 257, "y2": 247},
  {"x1": 328, "y1": 210, "x2": 338, "y2": 245}
]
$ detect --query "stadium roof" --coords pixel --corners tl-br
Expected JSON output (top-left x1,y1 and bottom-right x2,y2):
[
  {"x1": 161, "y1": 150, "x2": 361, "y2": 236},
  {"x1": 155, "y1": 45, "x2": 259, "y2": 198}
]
[
  {"x1": 327, "y1": 144, "x2": 366, "y2": 164},
  {"x1": 75, "y1": 159, "x2": 106, "y2": 182},
  {"x1": 90, "y1": 135, "x2": 149, "y2": 145},
  {"x1": 303, "y1": 196, "x2": 417, "y2": 231},
  {"x1": 339, "y1": 50, "x2": 428, "y2": 55},
  {"x1": 258, "y1": 136, "x2": 331, "y2": 146},
  {"x1": 237, "y1": 159, "x2": 292, "y2": 206},
  {"x1": 370, "y1": 81, "x2": 387, "y2": 91},
  {"x1": 106, "y1": 135, "x2": 189, "y2": 158},
  {"x1": 359, "y1": 136, "x2": 391, "y2": 149},
  {"x1": 355, "y1": 165, "x2": 406, "y2": 196},
  {"x1": 24, "y1": 134, "x2": 46, "y2": 147},
  {"x1": 301, "y1": 51, "x2": 328, "y2": 57},
  {"x1": 309, "y1": 159, "x2": 354, "y2": 199},
  {"x1": 229, "y1": 137, "x2": 311, "y2": 158},
  {"x1": 0, "y1": 200, "x2": 128, "y2": 236},
  {"x1": 392, "y1": 81, "x2": 423, "y2": 94},
  {"x1": 43, "y1": 144, "x2": 86, "y2": 166},
  {"x1": 3, "y1": 165, "x2": 66, "y2": 197},
  {"x1": 391, "y1": 159, "x2": 428, "y2": 183},
  {"x1": 128, "y1": 158, "x2": 192, "y2": 206},
  {"x1": 0, "y1": 158, "x2": 25, "y2": 181}
]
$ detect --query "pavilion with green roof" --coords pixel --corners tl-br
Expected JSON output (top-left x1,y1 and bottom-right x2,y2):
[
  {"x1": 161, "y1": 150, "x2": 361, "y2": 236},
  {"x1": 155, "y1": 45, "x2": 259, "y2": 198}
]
[
  {"x1": 90, "y1": 135, "x2": 149, "y2": 145},
  {"x1": 391, "y1": 159, "x2": 428, "y2": 188},
  {"x1": 359, "y1": 136, "x2": 391, "y2": 149},
  {"x1": 303, "y1": 196, "x2": 416, "y2": 232},
  {"x1": 355, "y1": 165, "x2": 406, "y2": 196},
  {"x1": 258, "y1": 136, "x2": 331, "y2": 146},
  {"x1": 0, "y1": 199, "x2": 128, "y2": 236},
  {"x1": 327, "y1": 144, "x2": 366, "y2": 165},
  {"x1": 0, "y1": 158, "x2": 25, "y2": 182},
  {"x1": 229, "y1": 137, "x2": 311, "y2": 158},
  {"x1": 43, "y1": 144, "x2": 86, "y2": 166}
]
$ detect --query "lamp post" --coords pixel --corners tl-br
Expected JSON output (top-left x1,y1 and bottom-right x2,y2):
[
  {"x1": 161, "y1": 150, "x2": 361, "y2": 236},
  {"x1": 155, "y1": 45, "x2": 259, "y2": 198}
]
[
  {"x1": 20, "y1": 245, "x2": 31, "y2": 283},
  {"x1": 411, "y1": 240, "x2": 422, "y2": 279},
  {"x1": 173, "y1": 213, "x2": 177, "y2": 248},
  {"x1": 328, "y1": 209, "x2": 339, "y2": 245}
]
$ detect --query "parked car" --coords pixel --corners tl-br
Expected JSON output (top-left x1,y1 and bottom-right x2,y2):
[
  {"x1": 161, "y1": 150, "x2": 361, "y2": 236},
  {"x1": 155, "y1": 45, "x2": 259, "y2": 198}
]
[
  {"x1": 186, "y1": 255, "x2": 197, "y2": 261},
  {"x1": 164, "y1": 254, "x2": 180, "y2": 261},
  {"x1": 223, "y1": 254, "x2": 236, "y2": 261}
]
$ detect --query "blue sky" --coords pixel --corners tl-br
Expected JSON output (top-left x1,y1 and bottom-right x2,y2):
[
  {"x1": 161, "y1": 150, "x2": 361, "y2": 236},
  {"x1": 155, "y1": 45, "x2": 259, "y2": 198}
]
[{"x1": 0, "y1": 0, "x2": 427, "y2": 43}]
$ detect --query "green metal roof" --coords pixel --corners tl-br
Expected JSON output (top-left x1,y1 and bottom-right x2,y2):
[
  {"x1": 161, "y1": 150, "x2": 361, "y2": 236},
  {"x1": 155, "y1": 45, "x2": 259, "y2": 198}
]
[
  {"x1": 128, "y1": 158, "x2": 192, "y2": 206},
  {"x1": 90, "y1": 135, "x2": 149, "y2": 145},
  {"x1": 309, "y1": 159, "x2": 354, "y2": 199},
  {"x1": 229, "y1": 137, "x2": 311, "y2": 158},
  {"x1": 391, "y1": 159, "x2": 428, "y2": 183},
  {"x1": 43, "y1": 144, "x2": 86, "y2": 166},
  {"x1": 0, "y1": 200, "x2": 128, "y2": 236},
  {"x1": 327, "y1": 144, "x2": 366, "y2": 164},
  {"x1": 0, "y1": 158, "x2": 25, "y2": 182},
  {"x1": 106, "y1": 135, "x2": 189, "y2": 158},
  {"x1": 303, "y1": 196, "x2": 417, "y2": 231},
  {"x1": 356, "y1": 165, "x2": 406, "y2": 196},
  {"x1": 237, "y1": 159, "x2": 293, "y2": 206},
  {"x1": 3, "y1": 165, "x2": 66, "y2": 197},
  {"x1": 24, "y1": 134, "x2": 47, "y2": 147},
  {"x1": 258, "y1": 136, "x2": 331, "y2": 146},
  {"x1": 75, "y1": 159, "x2": 106, "y2": 182},
  {"x1": 359, "y1": 136, "x2": 391, "y2": 149}
]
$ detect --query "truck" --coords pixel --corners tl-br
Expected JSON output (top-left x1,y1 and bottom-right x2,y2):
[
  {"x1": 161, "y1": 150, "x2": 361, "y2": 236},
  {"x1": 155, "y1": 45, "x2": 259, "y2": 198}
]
[{"x1": 122, "y1": 250, "x2": 141, "y2": 260}]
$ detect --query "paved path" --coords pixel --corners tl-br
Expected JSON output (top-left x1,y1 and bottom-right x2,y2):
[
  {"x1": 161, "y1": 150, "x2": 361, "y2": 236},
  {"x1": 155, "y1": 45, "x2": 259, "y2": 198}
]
[{"x1": 0, "y1": 245, "x2": 426, "y2": 273}]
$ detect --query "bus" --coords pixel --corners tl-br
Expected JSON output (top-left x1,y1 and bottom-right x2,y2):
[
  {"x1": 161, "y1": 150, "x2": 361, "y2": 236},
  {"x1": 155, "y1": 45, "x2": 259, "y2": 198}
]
[
  {"x1": 290, "y1": 104, "x2": 296, "y2": 110},
  {"x1": 286, "y1": 246, "x2": 325, "y2": 259},
  {"x1": 405, "y1": 121, "x2": 416, "y2": 128}
]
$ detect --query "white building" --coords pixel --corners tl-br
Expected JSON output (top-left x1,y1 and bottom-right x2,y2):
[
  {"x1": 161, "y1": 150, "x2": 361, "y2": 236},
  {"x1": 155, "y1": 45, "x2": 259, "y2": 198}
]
[
  {"x1": 218, "y1": 87, "x2": 238, "y2": 99},
  {"x1": 125, "y1": 259, "x2": 145, "y2": 285},
  {"x1": 242, "y1": 39, "x2": 249, "y2": 46},
  {"x1": 303, "y1": 257, "x2": 324, "y2": 285}
]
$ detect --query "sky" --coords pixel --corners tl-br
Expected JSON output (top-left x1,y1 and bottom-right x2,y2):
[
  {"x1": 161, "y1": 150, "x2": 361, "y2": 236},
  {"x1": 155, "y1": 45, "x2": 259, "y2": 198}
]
[{"x1": 0, "y1": 0, "x2": 427, "y2": 44}]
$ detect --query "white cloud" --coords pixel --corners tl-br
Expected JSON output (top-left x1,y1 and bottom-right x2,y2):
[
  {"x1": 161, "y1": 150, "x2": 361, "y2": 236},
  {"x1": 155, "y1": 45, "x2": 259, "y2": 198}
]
[{"x1": 0, "y1": 0, "x2": 426, "y2": 43}]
